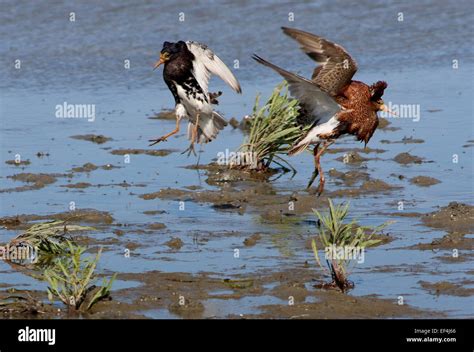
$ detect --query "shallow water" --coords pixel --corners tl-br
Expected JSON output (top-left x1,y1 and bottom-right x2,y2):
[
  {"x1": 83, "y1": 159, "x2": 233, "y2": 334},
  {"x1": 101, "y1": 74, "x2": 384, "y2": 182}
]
[{"x1": 1, "y1": 0, "x2": 473, "y2": 318}]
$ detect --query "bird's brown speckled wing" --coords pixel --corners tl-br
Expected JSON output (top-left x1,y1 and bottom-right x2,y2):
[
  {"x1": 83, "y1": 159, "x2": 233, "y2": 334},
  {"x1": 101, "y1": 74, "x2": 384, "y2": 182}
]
[
  {"x1": 282, "y1": 27, "x2": 357, "y2": 96},
  {"x1": 252, "y1": 54, "x2": 341, "y2": 127}
]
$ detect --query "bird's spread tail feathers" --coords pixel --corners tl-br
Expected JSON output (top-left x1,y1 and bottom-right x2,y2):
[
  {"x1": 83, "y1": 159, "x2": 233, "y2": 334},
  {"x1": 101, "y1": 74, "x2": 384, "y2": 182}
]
[{"x1": 188, "y1": 112, "x2": 228, "y2": 144}]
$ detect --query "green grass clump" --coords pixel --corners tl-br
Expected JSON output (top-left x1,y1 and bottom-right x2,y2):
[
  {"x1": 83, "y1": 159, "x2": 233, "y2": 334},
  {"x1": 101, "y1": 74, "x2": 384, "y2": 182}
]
[
  {"x1": 311, "y1": 199, "x2": 391, "y2": 292},
  {"x1": 5, "y1": 220, "x2": 95, "y2": 267},
  {"x1": 236, "y1": 82, "x2": 308, "y2": 172},
  {"x1": 44, "y1": 241, "x2": 115, "y2": 311}
]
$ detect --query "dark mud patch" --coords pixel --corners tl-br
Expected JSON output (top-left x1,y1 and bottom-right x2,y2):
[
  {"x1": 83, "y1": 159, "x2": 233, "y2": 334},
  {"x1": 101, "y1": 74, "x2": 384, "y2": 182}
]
[
  {"x1": 253, "y1": 292, "x2": 437, "y2": 319},
  {"x1": 69, "y1": 163, "x2": 120, "y2": 173},
  {"x1": 61, "y1": 182, "x2": 92, "y2": 189},
  {"x1": 380, "y1": 137, "x2": 424, "y2": 144},
  {"x1": 377, "y1": 209, "x2": 421, "y2": 218},
  {"x1": 143, "y1": 210, "x2": 167, "y2": 216},
  {"x1": 328, "y1": 169, "x2": 371, "y2": 187},
  {"x1": 43, "y1": 209, "x2": 113, "y2": 225},
  {"x1": 222, "y1": 278, "x2": 255, "y2": 290},
  {"x1": 96, "y1": 181, "x2": 140, "y2": 188},
  {"x1": 329, "y1": 179, "x2": 399, "y2": 198},
  {"x1": 147, "y1": 109, "x2": 175, "y2": 120},
  {"x1": 168, "y1": 298, "x2": 204, "y2": 318},
  {"x1": 0, "y1": 209, "x2": 114, "y2": 229},
  {"x1": 140, "y1": 186, "x2": 328, "y2": 217},
  {"x1": 61, "y1": 181, "x2": 145, "y2": 189},
  {"x1": 269, "y1": 281, "x2": 309, "y2": 303},
  {"x1": 335, "y1": 151, "x2": 370, "y2": 164},
  {"x1": 5, "y1": 159, "x2": 31, "y2": 166},
  {"x1": 434, "y1": 251, "x2": 474, "y2": 263},
  {"x1": 421, "y1": 202, "x2": 474, "y2": 234},
  {"x1": 327, "y1": 147, "x2": 386, "y2": 155},
  {"x1": 71, "y1": 134, "x2": 112, "y2": 144},
  {"x1": 165, "y1": 237, "x2": 184, "y2": 250},
  {"x1": 408, "y1": 232, "x2": 474, "y2": 251},
  {"x1": 71, "y1": 162, "x2": 98, "y2": 172},
  {"x1": 393, "y1": 152, "x2": 424, "y2": 165},
  {"x1": 0, "y1": 288, "x2": 134, "y2": 319},
  {"x1": 148, "y1": 223, "x2": 167, "y2": 231},
  {"x1": 184, "y1": 185, "x2": 202, "y2": 190},
  {"x1": 252, "y1": 291, "x2": 427, "y2": 319},
  {"x1": 110, "y1": 149, "x2": 175, "y2": 157},
  {"x1": 8, "y1": 173, "x2": 57, "y2": 184},
  {"x1": 184, "y1": 162, "x2": 277, "y2": 184},
  {"x1": 212, "y1": 203, "x2": 243, "y2": 212},
  {"x1": 0, "y1": 290, "x2": 58, "y2": 319},
  {"x1": 140, "y1": 188, "x2": 189, "y2": 200},
  {"x1": 101, "y1": 163, "x2": 119, "y2": 170},
  {"x1": 140, "y1": 162, "x2": 399, "y2": 216},
  {"x1": 109, "y1": 267, "x2": 435, "y2": 319},
  {"x1": 113, "y1": 229, "x2": 125, "y2": 236},
  {"x1": 2, "y1": 172, "x2": 70, "y2": 193},
  {"x1": 243, "y1": 233, "x2": 262, "y2": 246},
  {"x1": 419, "y1": 281, "x2": 474, "y2": 297},
  {"x1": 110, "y1": 271, "x2": 229, "y2": 319},
  {"x1": 244, "y1": 269, "x2": 434, "y2": 319},
  {"x1": 0, "y1": 216, "x2": 22, "y2": 229},
  {"x1": 410, "y1": 176, "x2": 441, "y2": 187}
]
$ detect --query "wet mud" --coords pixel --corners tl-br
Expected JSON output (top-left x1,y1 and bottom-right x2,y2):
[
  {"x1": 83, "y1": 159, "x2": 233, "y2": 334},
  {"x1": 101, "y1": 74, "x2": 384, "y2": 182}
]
[{"x1": 71, "y1": 134, "x2": 112, "y2": 144}]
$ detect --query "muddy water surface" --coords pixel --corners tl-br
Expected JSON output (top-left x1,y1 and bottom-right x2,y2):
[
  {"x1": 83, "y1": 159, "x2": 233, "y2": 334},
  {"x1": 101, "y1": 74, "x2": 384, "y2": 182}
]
[{"x1": 1, "y1": 0, "x2": 473, "y2": 318}]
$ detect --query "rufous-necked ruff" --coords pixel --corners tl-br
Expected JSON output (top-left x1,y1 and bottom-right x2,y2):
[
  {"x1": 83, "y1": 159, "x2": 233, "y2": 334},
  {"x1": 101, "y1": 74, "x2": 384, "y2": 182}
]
[{"x1": 253, "y1": 27, "x2": 395, "y2": 195}]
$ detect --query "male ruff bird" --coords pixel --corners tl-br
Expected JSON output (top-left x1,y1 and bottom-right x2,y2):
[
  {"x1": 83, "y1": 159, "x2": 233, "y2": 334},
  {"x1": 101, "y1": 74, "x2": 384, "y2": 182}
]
[
  {"x1": 150, "y1": 41, "x2": 241, "y2": 155},
  {"x1": 253, "y1": 27, "x2": 396, "y2": 195}
]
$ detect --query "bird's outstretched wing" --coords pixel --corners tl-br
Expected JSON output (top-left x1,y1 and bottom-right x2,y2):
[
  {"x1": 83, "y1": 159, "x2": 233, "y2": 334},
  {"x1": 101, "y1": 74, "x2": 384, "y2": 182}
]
[
  {"x1": 281, "y1": 27, "x2": 357, "y2": 96},
  {"x1": 252, "y1": 54, "x2": 341, "y2": 126},
  {"x1": 186, "y1": 41, "x2": 242, "y2": 95}
]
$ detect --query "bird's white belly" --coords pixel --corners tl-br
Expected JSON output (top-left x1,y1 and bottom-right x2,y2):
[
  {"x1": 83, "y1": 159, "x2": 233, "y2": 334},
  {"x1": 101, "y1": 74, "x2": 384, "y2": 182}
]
[
  {"x1": 175, "y1": 84, "x2": 212, "y2": 123},
  {"x1": 305, "y1": 115, "x2": 340, "y2": 143}
]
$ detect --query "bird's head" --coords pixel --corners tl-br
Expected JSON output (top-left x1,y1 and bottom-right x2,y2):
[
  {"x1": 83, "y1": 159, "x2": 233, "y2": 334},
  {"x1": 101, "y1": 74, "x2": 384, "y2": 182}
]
[
  {"x1": 369, "y1": 81, "x2": 396, "y2": 115},
  {"x1": 373, "y1": 98, "x2": 386, "y2": 112},
  {"x1": 153, "y1": 41, "x2": 187, "y2": 70}
]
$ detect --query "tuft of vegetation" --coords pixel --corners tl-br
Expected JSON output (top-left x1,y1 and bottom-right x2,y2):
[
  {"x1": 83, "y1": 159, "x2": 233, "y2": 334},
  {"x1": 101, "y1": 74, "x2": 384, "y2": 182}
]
[
  {"x1": 5, "y1": 220, "x2": 95, "y2": 267},
  {"x1": 235, "y1": 82, "x2": 308, "y2": 172},
  {"x1": 311, "y1": 199, "x2": 391, "y2": 292},
  {"x1": 44, "y1": 241, "x2": 115, "y2": 311}
]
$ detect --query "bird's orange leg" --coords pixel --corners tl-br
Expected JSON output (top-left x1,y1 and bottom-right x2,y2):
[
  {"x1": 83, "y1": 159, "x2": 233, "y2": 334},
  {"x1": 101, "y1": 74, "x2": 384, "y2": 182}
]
[
  {"x1": 149, "y1": 117, "x2": 181, "y2": 146},
  {"x1": 182, "y1": 113, "x2": 199, "y2": 157},
  {"x1": 306, "y1": 140, "x2": 334, "y2": 196},
  {"x1": 306, "y1": 143, "x2": 320, "y2": 189},
  {"x1": 314, "y1": 140, "x2": 334, "y2": 196}
]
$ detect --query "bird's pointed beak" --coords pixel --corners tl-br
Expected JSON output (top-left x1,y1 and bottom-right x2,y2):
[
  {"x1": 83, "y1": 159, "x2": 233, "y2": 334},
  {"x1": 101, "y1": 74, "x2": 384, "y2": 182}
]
[
  {"x1": 380, "y1": 104, "x2": 398, "y2": 116},
  {"x1": 153, "y1": 54, "x2": 167, "y2": 70}
]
